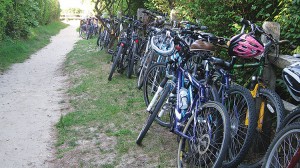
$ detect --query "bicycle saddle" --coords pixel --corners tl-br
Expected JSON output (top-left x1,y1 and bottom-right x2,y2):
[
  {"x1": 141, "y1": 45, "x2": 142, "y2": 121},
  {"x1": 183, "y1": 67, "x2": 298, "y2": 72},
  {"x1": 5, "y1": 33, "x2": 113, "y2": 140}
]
[{"x1": 190, "y1": 40, "x2": 216, "y2": 51}]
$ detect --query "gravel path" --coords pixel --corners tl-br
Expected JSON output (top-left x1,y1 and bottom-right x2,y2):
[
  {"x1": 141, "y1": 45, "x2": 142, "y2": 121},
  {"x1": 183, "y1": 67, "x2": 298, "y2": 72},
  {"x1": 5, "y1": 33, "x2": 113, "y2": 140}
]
[{"x1": 0, "y1": 24, "x2": 79, "y2": 167}]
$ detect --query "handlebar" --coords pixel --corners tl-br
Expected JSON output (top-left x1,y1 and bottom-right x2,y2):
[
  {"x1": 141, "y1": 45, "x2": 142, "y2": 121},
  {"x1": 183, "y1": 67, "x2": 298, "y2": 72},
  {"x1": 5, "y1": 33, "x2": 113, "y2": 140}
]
[{"x1": 209, "y1": 56, "x2": 236, "y2": 70}]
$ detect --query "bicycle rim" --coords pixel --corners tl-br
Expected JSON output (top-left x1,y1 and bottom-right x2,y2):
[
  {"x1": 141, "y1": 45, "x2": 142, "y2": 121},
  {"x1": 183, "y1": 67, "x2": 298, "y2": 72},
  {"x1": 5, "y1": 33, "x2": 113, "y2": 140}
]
[
  {"x1": 143, "y1": 63, "x2": 167, "y2": 106},
  {"x1": 177, "y1": 101, "x2": 230, "y2": 168},
  {"x1": 108, "y1": 46, "x2": 123, "y2": 81},
  {"x1": 223, "y1": 85, "x2": 257, "y2": 167},
  {"x1": 263, "y1": 124, "x2": 300, "y2": 167}
]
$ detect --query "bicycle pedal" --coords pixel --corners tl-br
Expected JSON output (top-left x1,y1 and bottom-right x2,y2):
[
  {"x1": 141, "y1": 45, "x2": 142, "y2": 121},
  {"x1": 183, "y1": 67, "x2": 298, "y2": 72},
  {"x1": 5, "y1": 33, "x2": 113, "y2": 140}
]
[{"x1": 107, "y1": 49, "x2": 114, "y2": 55}]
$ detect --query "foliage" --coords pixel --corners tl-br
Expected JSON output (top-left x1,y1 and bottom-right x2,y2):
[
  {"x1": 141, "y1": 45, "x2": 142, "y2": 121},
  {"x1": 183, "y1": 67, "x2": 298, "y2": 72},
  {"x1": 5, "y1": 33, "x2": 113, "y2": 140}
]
[
  {"x1": 174, "y1": 0, "x2": 282, "y2": 37},
  {"x1": 0, "y1": 0, "x2": 61, "y2": 40},
  {"x1": 274, "y1": 0, "x2": 300, "y2": 48},
  {"x1": 93, "y1": 0, "x2": 146, "y2": 18},
  {"x1": 144, "y1": 0, "x2": 174, "y2": 13},
  {"x1": 0, "y1": 0, "x2": 13, "y2": 40}
]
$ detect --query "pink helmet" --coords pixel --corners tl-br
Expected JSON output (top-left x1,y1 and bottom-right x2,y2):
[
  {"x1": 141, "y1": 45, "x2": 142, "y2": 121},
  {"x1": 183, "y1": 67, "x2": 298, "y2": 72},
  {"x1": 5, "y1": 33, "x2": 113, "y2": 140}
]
[{"x1": 228, "y1": 33, "x2": 264, "y2": 58}]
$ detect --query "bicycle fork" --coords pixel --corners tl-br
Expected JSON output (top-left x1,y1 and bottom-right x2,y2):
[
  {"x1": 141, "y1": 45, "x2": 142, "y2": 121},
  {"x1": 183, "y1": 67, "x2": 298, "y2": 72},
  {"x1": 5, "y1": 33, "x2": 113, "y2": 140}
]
[
  {"x1": 245, "y1": 82, "x2": 265, "y2": 131},
  {"x1": 146, "y1": 77, "x2": 168, "y2": 112}
]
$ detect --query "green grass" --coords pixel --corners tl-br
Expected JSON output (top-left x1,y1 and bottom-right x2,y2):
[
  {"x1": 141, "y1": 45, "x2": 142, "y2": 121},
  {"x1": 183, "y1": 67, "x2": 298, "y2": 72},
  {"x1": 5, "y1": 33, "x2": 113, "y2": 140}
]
[
  {"x1": 56, "y1": 38, "x2": 177, "y2": 167},
  {"x1": 0, "y1": 21, "x2": 68, "y2": 72}
]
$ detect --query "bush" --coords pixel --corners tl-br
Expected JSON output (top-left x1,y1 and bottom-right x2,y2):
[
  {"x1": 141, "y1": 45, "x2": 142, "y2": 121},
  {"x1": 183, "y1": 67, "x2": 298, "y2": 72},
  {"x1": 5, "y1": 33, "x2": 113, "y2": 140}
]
[{"x1": 0, "y1": 0, "x2": 61, "y2": 41}]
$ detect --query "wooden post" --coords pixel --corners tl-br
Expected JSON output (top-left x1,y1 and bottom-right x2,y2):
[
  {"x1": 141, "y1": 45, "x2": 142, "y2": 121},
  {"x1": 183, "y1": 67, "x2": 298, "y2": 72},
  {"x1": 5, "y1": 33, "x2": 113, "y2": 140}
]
[
  {"x1": 261, "y1": 22, "x2": 300, "y2": 111},
  {"x1": 261, "y1": 22, "x2": 280, "y2": 90}
]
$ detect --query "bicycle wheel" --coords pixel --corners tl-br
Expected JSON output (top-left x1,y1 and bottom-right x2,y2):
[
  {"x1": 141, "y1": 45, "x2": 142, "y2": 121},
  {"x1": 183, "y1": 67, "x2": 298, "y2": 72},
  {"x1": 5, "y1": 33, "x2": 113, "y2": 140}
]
[
  {"x1": 262, "y1": 123, "x2": 300, "y2": 168},
  {"x1": 137, "y1": 49, "x2": 155, "y2": 89},
  {"x1": 177, "y1": 101, "x2": 230, "y2": 168},
  {"x1": 241, "y1": 88, "x2": 285, "y2": 167},
  {"x1": 97, "y1": 31, "x2": 104, "y2": 50},
  {"x1": 143, "y1": 63, "x2": 167, "y2": 106},
  {"x1": 79, "y1": 26, "x2": 87, "y2": 39},
  {"x1": 108, "y1": 46, "x2": 123, "y2": 81},
  {"x1": 222, "y1": 84, "x2": 257, "y2": 168},
  {"x1": 104, "y1": 32, "x2": 111, "y2": 48},
  {"x1": 136, "y1": 84, "x2": 172, "y2": 145},
  {"x1": 279, "y1": 107, "x2": 300, "y2": 130},
  {"x1": 133, "y1": 42, "x2": 142, "y2": 77},
  {"x1": 127, "y1": 43, "x2": 135, "y2": 78}
]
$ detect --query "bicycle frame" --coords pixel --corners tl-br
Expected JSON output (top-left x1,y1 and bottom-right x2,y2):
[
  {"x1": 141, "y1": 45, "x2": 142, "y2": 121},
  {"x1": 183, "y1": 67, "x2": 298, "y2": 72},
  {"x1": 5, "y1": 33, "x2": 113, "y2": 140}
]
[
  {"x1": 147, "y1": 57, "x2": 213, "y2": 140},
  {"x1": 231, "y1": 39, "x2": 273, "y2": 131}
]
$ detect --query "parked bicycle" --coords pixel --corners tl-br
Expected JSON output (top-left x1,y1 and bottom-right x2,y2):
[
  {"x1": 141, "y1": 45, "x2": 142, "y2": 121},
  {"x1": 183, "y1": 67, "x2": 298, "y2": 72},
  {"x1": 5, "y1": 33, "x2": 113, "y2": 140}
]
[
  {"x1": 107, "y1": 16, "x2": 143, "y2": 80},
  {"x1": 222, "y1": 19, "x2": 286, "y2": 167},
  {"x1": 136, "y1": 30, "x2": 231, "y2": 168}
]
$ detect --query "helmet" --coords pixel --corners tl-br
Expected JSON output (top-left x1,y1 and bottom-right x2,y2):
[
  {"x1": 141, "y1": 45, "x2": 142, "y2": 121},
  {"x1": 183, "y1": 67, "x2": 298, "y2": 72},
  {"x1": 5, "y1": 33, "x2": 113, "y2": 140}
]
[
  {"x1": 151, "y1": 30, "x2": 175, "y2": 57},
  {"x1": 282, "y1": 62, "x2": 300, "y2": 102},
  {"x1": 228, "y1": 33, "x2": 264, "y2": 58}
]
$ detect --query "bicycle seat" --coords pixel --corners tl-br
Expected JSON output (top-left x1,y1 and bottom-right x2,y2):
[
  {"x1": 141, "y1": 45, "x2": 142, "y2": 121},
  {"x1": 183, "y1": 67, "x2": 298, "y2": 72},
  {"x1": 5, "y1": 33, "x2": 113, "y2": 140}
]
[{"x1": 190, "y1": 40, "x2": 216, "y2": 51}]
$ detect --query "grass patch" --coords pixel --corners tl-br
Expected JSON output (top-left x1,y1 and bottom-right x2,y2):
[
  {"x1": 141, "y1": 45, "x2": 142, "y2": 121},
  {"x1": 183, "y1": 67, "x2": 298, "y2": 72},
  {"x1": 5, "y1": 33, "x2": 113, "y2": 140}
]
[
  {"x1": 56, "y1": 38, "x2": 177, "y2": 167},
  {"x1": 0, "y1": 21, "x2": 68, "y2": 72}
]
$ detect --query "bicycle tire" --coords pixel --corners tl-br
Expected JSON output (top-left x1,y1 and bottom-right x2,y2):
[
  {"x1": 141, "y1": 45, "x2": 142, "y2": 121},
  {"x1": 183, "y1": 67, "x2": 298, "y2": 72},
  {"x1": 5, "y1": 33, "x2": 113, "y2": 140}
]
[
  {"x1": 262, "y1": 123, "x2": 300, "y2": 168},
  {"x1": 97, "y1": 30, "x2": 106, "y2": 50},
  {"x1": 222, "y1": 84, "x2": 257, "y2": 168},
  {"x1": 108, "y1": 46, "x2": 123, "y2": 81},
  {"x1": 279, "y1": 106, "x2": 300, "y2": 130},
  {"x1": 136, "y1": 84, "x2": 172, "y2": 145},
  {"x1": 177, "y1": 101, "x2": 230, "y2": 168},
  {"x1": 79, "y1": 26, "x2": 87, "y2": 39},
  {"x1": 143, "y1": 63, "x2": 167, "y2": 106},
  {"x1": 104, "y1": 32, "x2": 111, "y2": 48},
  {"x1": 97, "y1": 32, "x2": 103, "y2": 50},
  {"x1": 133, "y1": 42, "x2": 141, "y2": 77},
  {"x1": 137, "y1": 50, "x2": 154, "y2": 89},
  {"x1": 240, "y1": 88, "x2": 285, "y2": 167},
  {"x1": 127, "y1": 43, "x2": 135, "y2": 78}
]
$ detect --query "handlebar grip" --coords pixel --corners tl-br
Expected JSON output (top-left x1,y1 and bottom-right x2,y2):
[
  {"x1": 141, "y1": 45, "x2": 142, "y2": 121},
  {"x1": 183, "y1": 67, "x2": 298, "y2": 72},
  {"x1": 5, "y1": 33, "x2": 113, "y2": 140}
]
[{"x1": 240, "y1": 18, "x2": 251, "y2": 27}]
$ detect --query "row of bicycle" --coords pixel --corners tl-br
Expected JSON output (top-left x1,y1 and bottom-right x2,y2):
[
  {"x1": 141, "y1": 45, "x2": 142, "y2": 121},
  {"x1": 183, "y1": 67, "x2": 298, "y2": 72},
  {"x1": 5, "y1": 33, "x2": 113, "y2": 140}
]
[{"x1": 95, "y1": 11, "x2": 300, "y2": 168}]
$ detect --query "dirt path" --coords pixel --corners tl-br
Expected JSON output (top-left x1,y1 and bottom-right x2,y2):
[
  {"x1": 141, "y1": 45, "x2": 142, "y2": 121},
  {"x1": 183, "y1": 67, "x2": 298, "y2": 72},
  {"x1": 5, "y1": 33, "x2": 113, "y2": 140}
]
[{"x1": 0, "y1": 23, "x2": 79, "y2": 167}]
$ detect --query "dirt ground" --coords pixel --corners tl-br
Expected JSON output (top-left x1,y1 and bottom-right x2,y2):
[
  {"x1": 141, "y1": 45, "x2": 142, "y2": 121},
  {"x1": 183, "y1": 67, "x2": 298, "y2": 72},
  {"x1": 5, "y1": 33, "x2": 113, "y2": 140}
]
[{"x1": 0, "y1": 22, "x2": 79, "y2": 167}]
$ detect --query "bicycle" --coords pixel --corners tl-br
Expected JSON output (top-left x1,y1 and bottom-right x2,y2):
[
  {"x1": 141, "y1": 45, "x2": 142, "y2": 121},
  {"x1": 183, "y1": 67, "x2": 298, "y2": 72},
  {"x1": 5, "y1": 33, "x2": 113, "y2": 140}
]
[
  {"x1": 171, "y1": 40, "x2": 257, "y2": 167},
  {"x1": 107, "y1": 16, "x2": 143, "y2": 80},
  {"x1": 136, "y1": 33, "x2": 231, "y2": 168},
  {"x1": 97, "y1": 17, "x2": 112, "y2": 50},
  {"x1": 142, "y1": 27, "x2": 211, "y2": 106},
  {"x1": 222, "y1": 19, "x2": 286, "y2": 167},
  {"x1": 262, "y1": 122, "x2": 300, "y2": 168},
  {"x1": 79, "y1": 18, "x2": 97, "y2": 40}
]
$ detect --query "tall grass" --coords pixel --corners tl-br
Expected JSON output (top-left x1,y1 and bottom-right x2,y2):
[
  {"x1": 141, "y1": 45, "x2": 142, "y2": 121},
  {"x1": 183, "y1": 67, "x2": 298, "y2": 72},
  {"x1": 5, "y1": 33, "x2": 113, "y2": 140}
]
[{"x1": 0, "y1": 21, "x2": 68, "y2": 72}]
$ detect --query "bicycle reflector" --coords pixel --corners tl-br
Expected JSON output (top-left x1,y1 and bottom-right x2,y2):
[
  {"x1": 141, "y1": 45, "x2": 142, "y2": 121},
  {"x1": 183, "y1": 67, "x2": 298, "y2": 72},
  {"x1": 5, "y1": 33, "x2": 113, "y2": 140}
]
[
  {"x1": 120, "y1": 43, "x2": 125, "y2": 47},
  {"x1": 135, "y1": 39, "x2": 139, "y2": 43},
  {"x1": 175, "y1": 45, "x2": 181, "y2": 51}
]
